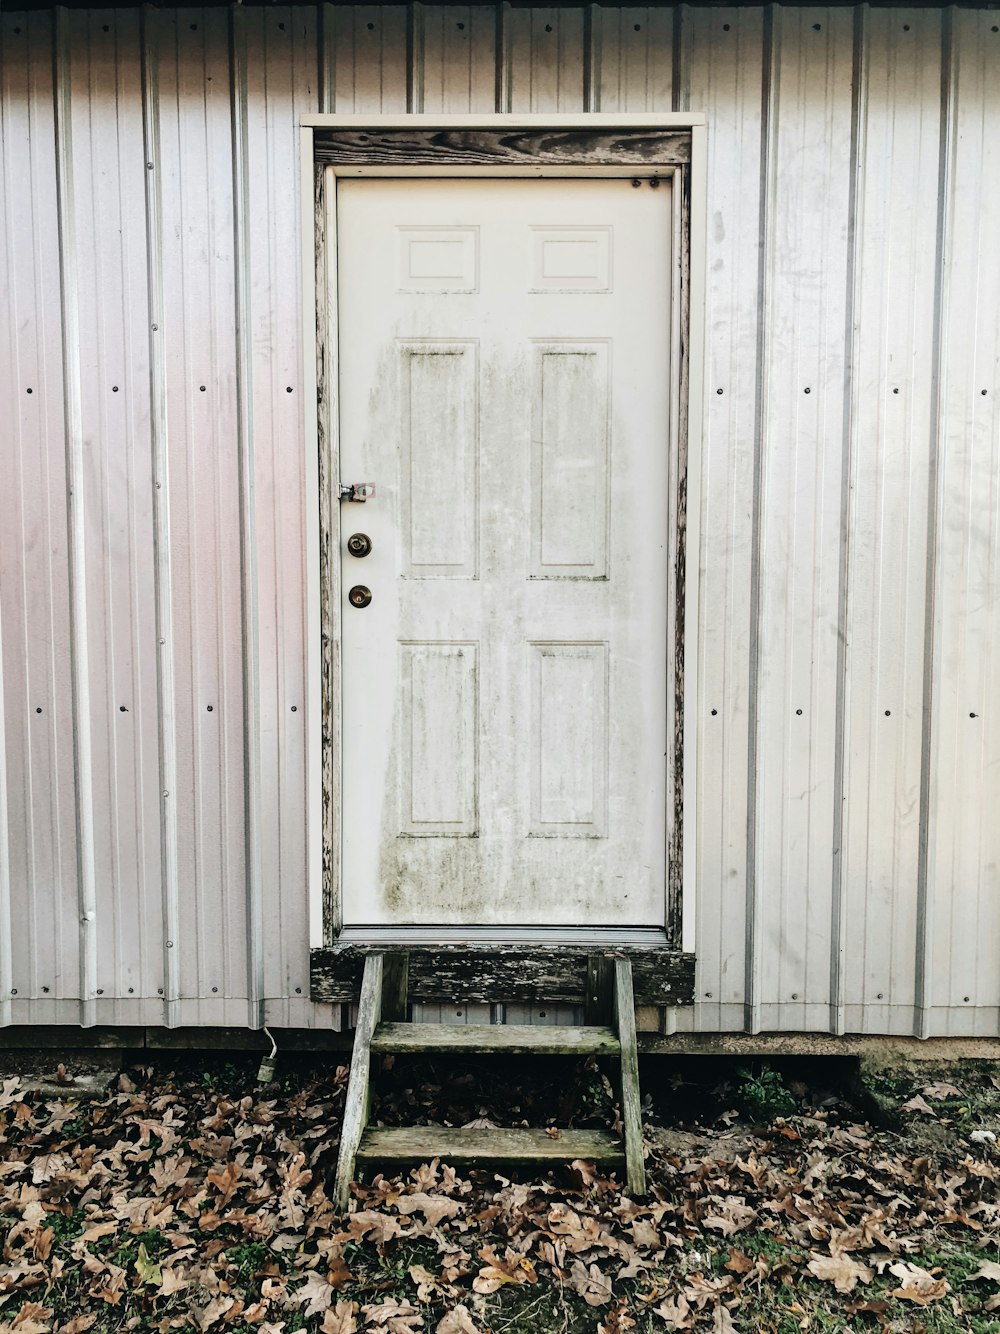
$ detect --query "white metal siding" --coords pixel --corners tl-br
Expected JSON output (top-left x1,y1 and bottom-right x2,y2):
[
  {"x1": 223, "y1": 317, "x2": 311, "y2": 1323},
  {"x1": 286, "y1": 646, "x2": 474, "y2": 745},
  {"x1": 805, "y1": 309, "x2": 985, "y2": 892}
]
[{"x1": 0, "y1": 4, "x2": 998, "y2": 1036}]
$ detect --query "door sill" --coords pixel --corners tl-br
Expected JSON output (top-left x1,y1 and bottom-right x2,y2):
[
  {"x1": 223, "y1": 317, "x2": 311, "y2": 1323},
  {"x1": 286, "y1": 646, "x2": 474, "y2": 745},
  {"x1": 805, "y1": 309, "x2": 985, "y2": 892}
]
[{"x1": 335, "y1": 925, "x2": 671, "y2": 947}]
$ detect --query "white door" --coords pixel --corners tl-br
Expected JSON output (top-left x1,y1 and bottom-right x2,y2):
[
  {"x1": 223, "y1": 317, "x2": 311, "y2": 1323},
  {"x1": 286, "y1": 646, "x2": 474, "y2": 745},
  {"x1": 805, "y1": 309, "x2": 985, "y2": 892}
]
[{"x1": 337, "y1": 176, "x2": 671, "y2": 933}]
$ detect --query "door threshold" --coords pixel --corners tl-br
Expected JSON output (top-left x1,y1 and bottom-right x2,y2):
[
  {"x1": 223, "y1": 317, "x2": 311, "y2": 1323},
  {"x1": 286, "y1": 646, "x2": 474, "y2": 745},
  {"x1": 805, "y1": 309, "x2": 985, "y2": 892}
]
[{"x1": 334, "y1": 925, "x2": 671, "y2": 947}]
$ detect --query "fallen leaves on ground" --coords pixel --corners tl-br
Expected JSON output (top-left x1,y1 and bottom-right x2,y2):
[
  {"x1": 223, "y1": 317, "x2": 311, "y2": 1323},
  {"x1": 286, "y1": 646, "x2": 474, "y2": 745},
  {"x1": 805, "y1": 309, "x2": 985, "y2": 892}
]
[{"x1": 0, "y1": 1062, "x2": 997, "y2": 1332}]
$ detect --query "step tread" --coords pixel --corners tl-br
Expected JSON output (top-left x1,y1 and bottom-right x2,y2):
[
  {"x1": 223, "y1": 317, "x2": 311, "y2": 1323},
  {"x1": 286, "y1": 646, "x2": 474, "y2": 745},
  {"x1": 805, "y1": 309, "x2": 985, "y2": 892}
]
[
  {"x1": 371, "y1": 1022, "x2": 620, "y2": 1055},
  {"x1": 356, "y1": 1126, "x2": 624, "y2": 1164}
]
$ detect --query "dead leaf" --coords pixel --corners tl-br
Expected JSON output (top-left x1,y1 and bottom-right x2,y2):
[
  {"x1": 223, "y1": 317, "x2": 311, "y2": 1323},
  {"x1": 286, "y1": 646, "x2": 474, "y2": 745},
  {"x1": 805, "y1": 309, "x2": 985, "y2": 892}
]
[
  {"x1": 434, "y1": 1308, "x2": 480, "y2": 1334},
  {"x1": 569, "y1": 1260, "x2": 614, "y2": 1307},
  {"x1": 901, "y1": 1095, "x2": 937, "y2": 1116},
  {"x1": 322, "y1": 1303, "x2": 359, "y2": 1334},
  {"x1": 135, "y1": 1242, "x2": 162, "y2": 1286},
  {"x1": 712, "y1": 1305, "x2": 737, "y2": 1334},
  {"x1": 807, "y1": 1253, "x2": 874, "y2": 1294},
  {"x1": 888, "y1": 1262, "x2": 950, "y2": 1305},
  {"x1": 395, "y1": 1193, "x2": 461, "y2": 1227},
  {"x1": 198, "y1": 1296, "x2": 238, "y2": 1330},
  {"x1": 12, "y1": 1306, "x2": 53, "y2": 1334},
  {"x1": 973, "y1": 1261, "x2": 1000, "y2": 1284},
  {"x1": 78, "y1": 1221, "x2": 118, "y2": 1245},
  {"x1": 652, "y1": 1294, "x2": 692, "y2": 1329},
  {"x1": 362, "y1": 1298, "x2": 424, "y2": 1331},
  {"x1": 724, "y1": 1251, "x2": 754, "y2": 1275},
  {"x1": 922, "y1": 1082, "x2": 962, "y2": 1100},
  {"x1": 296, "y1": 1271, "x2": 337, "y2": 1317}
]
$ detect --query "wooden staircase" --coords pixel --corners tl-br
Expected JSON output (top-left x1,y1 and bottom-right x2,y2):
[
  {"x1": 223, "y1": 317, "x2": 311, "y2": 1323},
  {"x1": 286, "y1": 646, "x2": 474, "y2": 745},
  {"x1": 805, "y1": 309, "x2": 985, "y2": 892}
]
[{"x1": 333, "y1": 952, "x2": 646, "y2": 1208}]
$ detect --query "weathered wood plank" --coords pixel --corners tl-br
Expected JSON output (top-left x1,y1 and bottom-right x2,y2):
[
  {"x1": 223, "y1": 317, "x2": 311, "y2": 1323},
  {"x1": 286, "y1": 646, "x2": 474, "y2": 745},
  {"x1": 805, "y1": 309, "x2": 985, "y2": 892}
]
[
  {"x1": 381, "y1": 952, "x2": 409, "y2": 1023},
  {"x1": 614, "y1": 957, "x2": 646, "y2": 1195},
  {"x1": 333, "y1": 953, "x2": 383, "y2": 1211},
  {"x1": 586, "y1": 954, "x2": 615, "y2": 1024},
  {"x1": 310, "y1": 945, "x2": 695, "y2": 1006},
  {"x1": 356, "y1": 1126, "x2": 624, "y2": 1165},
  {"x1": 315, "y1": 127, "x2": 691, "y2": 166},
  {"x1": 371, "y1": 1022, "x2": 620, "y2": 1055}
]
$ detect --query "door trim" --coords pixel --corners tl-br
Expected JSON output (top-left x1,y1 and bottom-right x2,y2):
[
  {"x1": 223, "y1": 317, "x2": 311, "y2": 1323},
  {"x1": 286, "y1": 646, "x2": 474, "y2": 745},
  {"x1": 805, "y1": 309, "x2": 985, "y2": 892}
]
[{"x1": 301, "y1": 114, "x2": 707, "y2": 954}]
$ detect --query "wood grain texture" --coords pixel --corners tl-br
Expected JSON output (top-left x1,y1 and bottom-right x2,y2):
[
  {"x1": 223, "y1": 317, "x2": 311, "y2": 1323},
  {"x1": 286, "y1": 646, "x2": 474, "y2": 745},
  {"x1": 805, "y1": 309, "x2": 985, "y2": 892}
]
[
  {"x1": 333, "y1": 953, "x2": 382, "y2": 1210},
  {"x1": 614, "y1": 956, "x2": 646, "y2": 1195},
  {"x1": 356, "y1": 1125, "x2": 624, "y2": 1164},
  {"x1": 381, "y1": 952, "x2": 409, "y2": 1022},
  {"x1": 310, "y1": 945, "x2": 696, "y2": 1005},
  {"x1": 586, "y1": 954, "x2": 615, "y2": 1024},
  {"x1": 371, "y1": 1021, "x2": 620, "y2": 1055},
  {"x1": 315, "y1": 127, "x2": 691, "y2": 165}
]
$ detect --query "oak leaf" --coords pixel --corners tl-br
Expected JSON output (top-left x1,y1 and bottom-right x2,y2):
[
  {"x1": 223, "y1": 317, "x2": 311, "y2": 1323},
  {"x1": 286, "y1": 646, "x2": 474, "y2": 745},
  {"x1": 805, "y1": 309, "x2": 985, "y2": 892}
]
[
  {"x1": 296, "y1": 1272, "x2": 337, "y2": 1317},
  {"x1": 395, "y1": 1193, "x2": 460, "y2": 1227},
  {"x1": 361, "y1": 1298, "x2": 424, "y2": 1331},
  {"x1": 569, "y1": 1260, "x2": 614, "y2": 1307},
  {"x1": 806, "y1": 1253, "x2": 874, "y2": 1294},
  {"x1": 322, "y1": 1302, "x2": 359, "y2": 1334},
  {"x1": 651, "y1": 1294, "x2": 692, "y2": 1329},
  {"x1": 901, "y1": 1095, "x2": 937, "y2": 1116},
  {"x1": 922, "y1": 1082, "x2": 962, "y2": 1100},
  {"x1": 434, "y1": 1308, "x2": 480, "y2": 1334},
  {"x1": 888, "y1": 1262, "x2": 950, "y2": 1305}
]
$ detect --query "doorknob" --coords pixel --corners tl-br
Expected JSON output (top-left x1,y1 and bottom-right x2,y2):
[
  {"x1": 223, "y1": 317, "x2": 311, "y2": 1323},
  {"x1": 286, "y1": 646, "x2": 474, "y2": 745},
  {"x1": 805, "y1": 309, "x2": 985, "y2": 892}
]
[
  {"x1": 347, "y1": 532, "x2": 373, "y2": 558},
  {"x1": 348, "y1": 585, "x2": 373, "y2": 608}
]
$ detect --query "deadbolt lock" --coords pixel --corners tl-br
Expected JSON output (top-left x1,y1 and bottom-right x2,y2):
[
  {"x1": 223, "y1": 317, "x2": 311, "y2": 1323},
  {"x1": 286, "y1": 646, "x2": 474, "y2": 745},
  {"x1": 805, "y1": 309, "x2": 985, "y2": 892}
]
[
  {"x1": 347, "y1": 532, "x2": 373, "y2": 558},
  {"x1": 348, "y1": 585, "x2": 373, "y2": 608}
]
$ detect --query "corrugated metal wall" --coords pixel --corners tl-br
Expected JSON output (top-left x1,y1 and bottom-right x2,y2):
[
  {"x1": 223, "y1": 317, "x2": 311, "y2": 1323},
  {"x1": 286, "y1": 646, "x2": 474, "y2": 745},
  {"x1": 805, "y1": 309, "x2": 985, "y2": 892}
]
[{"x1": 1, "y1": 3, "x2": 997, "y2": 1036}]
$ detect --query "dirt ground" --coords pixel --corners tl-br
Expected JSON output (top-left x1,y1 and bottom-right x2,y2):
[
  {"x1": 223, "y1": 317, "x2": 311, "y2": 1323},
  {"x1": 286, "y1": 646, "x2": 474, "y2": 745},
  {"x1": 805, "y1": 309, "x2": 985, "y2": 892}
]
[{"x1": 0, "y1": 1049, "x2": 999, "y2": 1333}]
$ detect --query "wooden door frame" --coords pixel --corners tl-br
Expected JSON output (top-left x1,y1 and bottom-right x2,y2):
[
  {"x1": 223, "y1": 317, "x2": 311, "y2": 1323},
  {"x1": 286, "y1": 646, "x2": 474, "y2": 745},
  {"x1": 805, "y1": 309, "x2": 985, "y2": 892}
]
[{"x1": 300, "y1": 113, "x2": 707, "y2": 954}]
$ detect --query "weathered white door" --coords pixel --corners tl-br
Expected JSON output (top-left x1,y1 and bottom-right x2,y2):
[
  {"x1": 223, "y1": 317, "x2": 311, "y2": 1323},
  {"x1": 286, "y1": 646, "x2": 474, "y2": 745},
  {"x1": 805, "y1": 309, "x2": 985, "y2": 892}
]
[{"x1": 337, "y1": 177, "x2": 671, "y2": 933}]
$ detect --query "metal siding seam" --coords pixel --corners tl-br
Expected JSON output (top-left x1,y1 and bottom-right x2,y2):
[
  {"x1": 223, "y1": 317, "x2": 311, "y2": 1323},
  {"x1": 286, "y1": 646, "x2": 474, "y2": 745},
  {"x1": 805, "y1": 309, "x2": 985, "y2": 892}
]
[
  {"x1": 675, "y1": 5, "x2": 688, "y2": 109},
  {"x1": 745, "y1": 2, "x2": 775, "y2": 1036},
  {"x1": 407, "y1": 1, "x2": 422, "y2": 112},
  {"x1": 914, "y1": 4, "x2": 954, "y2": 1040},
  {"x1": 829, "y1": 2, "x2": 867, "y2": 1036},
  {"x1": 229, "y1": 5, "x2": 265, "y2": 1029},
  {"x1": 499, "y1": 1, "x2": 512, "y2": 112},
  {"x1": 585, "y1": 3, "x2": 600, "y2": 111},
  {"x1": 302, "y1": 127, "x2": 324, "y2": 951},
  {"x1": 319, "y1": 3, "x2": 336, "y2": 114},
  {"x1": 141, "y1": 5, "x2": 178, "y2": 1026},
  {"x1": 53, "y1": 8, "x2": 99, "y2": 1027}
]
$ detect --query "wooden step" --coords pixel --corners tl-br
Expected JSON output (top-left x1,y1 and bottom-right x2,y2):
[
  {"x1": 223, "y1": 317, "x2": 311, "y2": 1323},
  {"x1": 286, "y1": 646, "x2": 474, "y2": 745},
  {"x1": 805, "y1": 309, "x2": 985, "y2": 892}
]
[
  {"x1": 356, "y1": 1125, "x2": 624, "y2": 1166},
  {"x1": 371, "y1": 1022, "x2": 620, "y2": 1056}
]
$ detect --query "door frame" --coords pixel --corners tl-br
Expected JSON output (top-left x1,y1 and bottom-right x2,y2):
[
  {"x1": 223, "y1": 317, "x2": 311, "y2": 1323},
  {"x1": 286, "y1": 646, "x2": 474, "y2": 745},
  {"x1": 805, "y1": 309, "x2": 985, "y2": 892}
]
[{"x1": 300, "y1": 114, "x2": 707, "y2": 953}]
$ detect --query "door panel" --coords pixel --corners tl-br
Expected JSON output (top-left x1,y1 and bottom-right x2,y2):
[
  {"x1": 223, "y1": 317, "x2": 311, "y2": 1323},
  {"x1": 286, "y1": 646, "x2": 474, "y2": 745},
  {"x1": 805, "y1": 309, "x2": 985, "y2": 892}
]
[{"x1": 337, "y1": 177, "x2": 671, "y2": 930}]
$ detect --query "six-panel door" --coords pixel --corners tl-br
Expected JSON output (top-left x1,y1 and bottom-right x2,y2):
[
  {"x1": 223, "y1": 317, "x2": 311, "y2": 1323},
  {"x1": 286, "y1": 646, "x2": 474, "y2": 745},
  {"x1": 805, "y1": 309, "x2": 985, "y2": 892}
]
[{"x1": 337, "y1": 177, "x2": 671, "y2": 930}]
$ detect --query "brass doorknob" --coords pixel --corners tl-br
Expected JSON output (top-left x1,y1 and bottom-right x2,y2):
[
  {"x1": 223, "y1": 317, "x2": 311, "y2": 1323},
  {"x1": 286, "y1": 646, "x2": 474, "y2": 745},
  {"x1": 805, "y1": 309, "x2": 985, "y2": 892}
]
[
  {"x1": 348, "y1": 585, "x2": 372, "y2": 608},
  {"x1": 347, "y1": 532, "x2": 373, "y2": 558}
]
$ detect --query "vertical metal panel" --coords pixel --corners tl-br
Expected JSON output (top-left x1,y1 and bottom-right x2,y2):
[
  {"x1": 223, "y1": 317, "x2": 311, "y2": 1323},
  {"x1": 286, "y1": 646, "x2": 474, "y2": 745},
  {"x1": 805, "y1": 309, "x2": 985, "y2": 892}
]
[
  {"x1": 0, "y1": 11, "x2": 80, "y2": 1018},
  {"x1": 327, "y1": 6, "x2": 409, "y2": 113},
  {"x1": 839, "y1": 9, "x2": 942, "y2": 1036},
  {"x1": 678, "y1": 6, "x2": 764, "y2": 1034},
  {"x1": 62, "y1": 10, "x2": 167, "y2": 1019},
  {"x1": 505, "y1": 7, "x2": 586, "y2": 112},
  {"x1": 751, "y1": 7, "x2": 856, "y2": 1032},
  {"x1": 240, "y1": 7, "x2": 320, "y2": 1026},
  {"x1": 593, "y1": 7, "x2": 672, "y2": 111},
  {"x1": 157, "y1": 8, "x2": 250, "y2": 1023},
  {"x1": 418, "y1": 6, "x2": 497, "y2": 113},
  {"x1": 925, "y1": 9, "x2": 1000, "y2": 1039}
]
